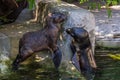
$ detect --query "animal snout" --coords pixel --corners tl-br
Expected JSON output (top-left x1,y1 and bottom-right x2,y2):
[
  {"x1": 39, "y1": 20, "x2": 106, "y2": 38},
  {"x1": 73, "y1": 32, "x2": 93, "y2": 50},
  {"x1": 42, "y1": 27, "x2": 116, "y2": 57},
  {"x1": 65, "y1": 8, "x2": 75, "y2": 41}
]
[
  {"x1": 66, "y1": 28, "x2": 75, "y2": 37},
  {"x1": 66, "y1": 28, "x2": 71, "y2": 34}
]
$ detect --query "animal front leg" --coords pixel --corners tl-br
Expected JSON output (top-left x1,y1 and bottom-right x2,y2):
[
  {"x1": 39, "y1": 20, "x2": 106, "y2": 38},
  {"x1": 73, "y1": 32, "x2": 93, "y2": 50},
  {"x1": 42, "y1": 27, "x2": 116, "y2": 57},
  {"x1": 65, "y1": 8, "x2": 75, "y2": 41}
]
[
  {"x1": 70, "y1": 43, "x2": 81, "y2": 72},
  {"x1": 12, "y1": 54, "x2": 22, "y2": 70},
  {"x1": 79, "y1": 49, "x2": 94, "y2": 80},
  {"x1": 52, "y1": 47, "x2": 62, "y2": 69}
]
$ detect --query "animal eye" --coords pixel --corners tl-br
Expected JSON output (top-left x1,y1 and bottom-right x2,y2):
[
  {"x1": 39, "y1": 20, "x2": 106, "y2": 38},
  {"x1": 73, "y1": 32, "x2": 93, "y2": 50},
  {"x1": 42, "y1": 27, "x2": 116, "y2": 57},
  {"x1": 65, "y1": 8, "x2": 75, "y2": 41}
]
[{"x1": 71, "y1": 33, "x2": 75, "y2": 37}]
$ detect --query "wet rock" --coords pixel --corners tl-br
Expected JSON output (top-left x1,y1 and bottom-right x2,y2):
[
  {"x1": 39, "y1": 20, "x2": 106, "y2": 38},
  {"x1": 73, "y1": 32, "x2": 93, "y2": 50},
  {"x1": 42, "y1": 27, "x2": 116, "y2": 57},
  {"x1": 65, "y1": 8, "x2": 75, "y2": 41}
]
[{"x1": 0, "y1": 33, "x2": 10, "y2": 74}]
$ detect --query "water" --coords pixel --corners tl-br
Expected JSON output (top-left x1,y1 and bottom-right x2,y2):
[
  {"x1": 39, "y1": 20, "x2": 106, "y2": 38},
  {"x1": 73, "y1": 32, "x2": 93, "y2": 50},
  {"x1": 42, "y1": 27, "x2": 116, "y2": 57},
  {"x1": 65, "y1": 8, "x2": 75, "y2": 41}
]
[
  {"x1": 1, "y1": 49, "x2": 120, "y2": 80},
  {"x1": 0, "y1": 57, "x2": 84, "y2": 80},
  {"x1": 94, "y1": 50, "x2": 120, "y2": 80}
]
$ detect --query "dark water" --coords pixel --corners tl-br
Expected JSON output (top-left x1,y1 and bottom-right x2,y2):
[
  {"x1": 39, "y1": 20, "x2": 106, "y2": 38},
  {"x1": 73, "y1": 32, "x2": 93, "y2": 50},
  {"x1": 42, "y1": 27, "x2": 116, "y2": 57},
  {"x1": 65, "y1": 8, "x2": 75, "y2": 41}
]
[
  {"x1": 94, "y1": 50, "x2": 120, "y2": 80},
  {"x1": 1, "y1": 50, "x2": 120, "y2": 80}
]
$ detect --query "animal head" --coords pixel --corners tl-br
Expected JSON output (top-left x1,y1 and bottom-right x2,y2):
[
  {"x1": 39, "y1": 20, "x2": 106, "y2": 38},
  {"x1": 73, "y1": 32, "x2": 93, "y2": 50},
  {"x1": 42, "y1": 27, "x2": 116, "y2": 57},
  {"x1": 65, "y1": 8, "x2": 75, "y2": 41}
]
[
  {"x1": 66, "y1": 27, "x2": 89, "y2": 43},
  {"x1": 48, "y1": 12, "x2": 67, "y2": 23}
]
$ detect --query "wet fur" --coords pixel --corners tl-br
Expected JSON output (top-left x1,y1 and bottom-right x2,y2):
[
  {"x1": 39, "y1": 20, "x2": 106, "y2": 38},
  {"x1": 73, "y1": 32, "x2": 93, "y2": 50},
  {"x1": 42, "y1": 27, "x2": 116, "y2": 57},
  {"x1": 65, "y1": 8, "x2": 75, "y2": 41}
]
[
  {"x1": 66, "y1": 27, "x2": 97, "y2": 80},
  {"x1": 12, "y1": 12, "x2": 66, "y2": 70}
]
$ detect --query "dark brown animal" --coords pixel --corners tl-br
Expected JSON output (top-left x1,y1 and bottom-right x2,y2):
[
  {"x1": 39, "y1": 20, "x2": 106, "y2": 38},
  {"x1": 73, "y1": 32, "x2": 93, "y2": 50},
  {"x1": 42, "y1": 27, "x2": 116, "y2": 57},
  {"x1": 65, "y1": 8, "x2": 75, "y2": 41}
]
[
  {"x1": 66, "y1": 27, "x2": 97, "y2": 80},
  {"x1": 12, "y1": 12, "x2": 66, "y2": 70}
]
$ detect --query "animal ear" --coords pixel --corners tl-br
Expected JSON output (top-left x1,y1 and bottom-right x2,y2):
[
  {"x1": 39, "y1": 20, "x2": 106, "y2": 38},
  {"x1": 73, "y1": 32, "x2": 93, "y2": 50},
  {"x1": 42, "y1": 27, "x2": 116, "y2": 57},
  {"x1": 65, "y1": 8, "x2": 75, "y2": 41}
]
[
  {"x1": 48, "y1": 13, "x2": 52, "y2": 17},
  {"x1": 82, "y1": 25, "x2": 86, "y2": 28}
]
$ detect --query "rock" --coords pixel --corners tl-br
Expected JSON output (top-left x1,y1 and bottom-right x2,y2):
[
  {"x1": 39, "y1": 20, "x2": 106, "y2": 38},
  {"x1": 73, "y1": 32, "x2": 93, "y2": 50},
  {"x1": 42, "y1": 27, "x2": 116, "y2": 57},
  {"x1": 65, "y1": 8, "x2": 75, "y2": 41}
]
[
  {"x1": 0, "y1": 33, "x2": 10, "y2": 74},
  {"x1": 15, "y1": 8, "x2": 34, "y2": 23},
  {"x1": 36, "y1": 0, "x2": 95, "y2": 73},
  {"x1": 0, "y1": 0, "x2": 28, "y2": 25}
]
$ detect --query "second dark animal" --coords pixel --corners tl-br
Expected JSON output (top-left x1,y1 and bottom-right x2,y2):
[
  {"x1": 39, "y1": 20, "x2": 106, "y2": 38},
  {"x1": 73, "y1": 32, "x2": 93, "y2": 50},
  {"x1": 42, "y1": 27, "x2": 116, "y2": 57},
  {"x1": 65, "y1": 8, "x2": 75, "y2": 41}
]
[
  {"x1": 12, "y1": 12, "x2": 66, "y2": 70},
  {"x1": 66, "y1": 27, "x2": 97, "y2": 80}
]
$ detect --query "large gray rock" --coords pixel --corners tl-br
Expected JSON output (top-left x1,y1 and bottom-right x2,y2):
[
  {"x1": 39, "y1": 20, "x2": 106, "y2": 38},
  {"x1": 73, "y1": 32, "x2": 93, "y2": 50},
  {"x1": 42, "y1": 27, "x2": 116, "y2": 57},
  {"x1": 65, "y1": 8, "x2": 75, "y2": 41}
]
[
  {"x1": 36, "y1": 0, "x2": 95, "y2": 72},
  {"x1": 0, "y1": 33, "x2": 10, "y2": 74}
]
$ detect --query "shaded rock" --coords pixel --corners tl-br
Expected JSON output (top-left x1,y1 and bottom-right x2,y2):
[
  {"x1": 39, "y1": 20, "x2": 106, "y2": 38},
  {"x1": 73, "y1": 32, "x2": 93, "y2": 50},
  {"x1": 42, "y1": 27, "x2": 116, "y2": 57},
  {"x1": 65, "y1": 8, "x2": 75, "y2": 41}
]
[
  {"x1": 0, "y1": 0, "x2": 28, "y2": 25},
  {"x1": 15, "y1": 8, "x2": 34, "y2": 23}
]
